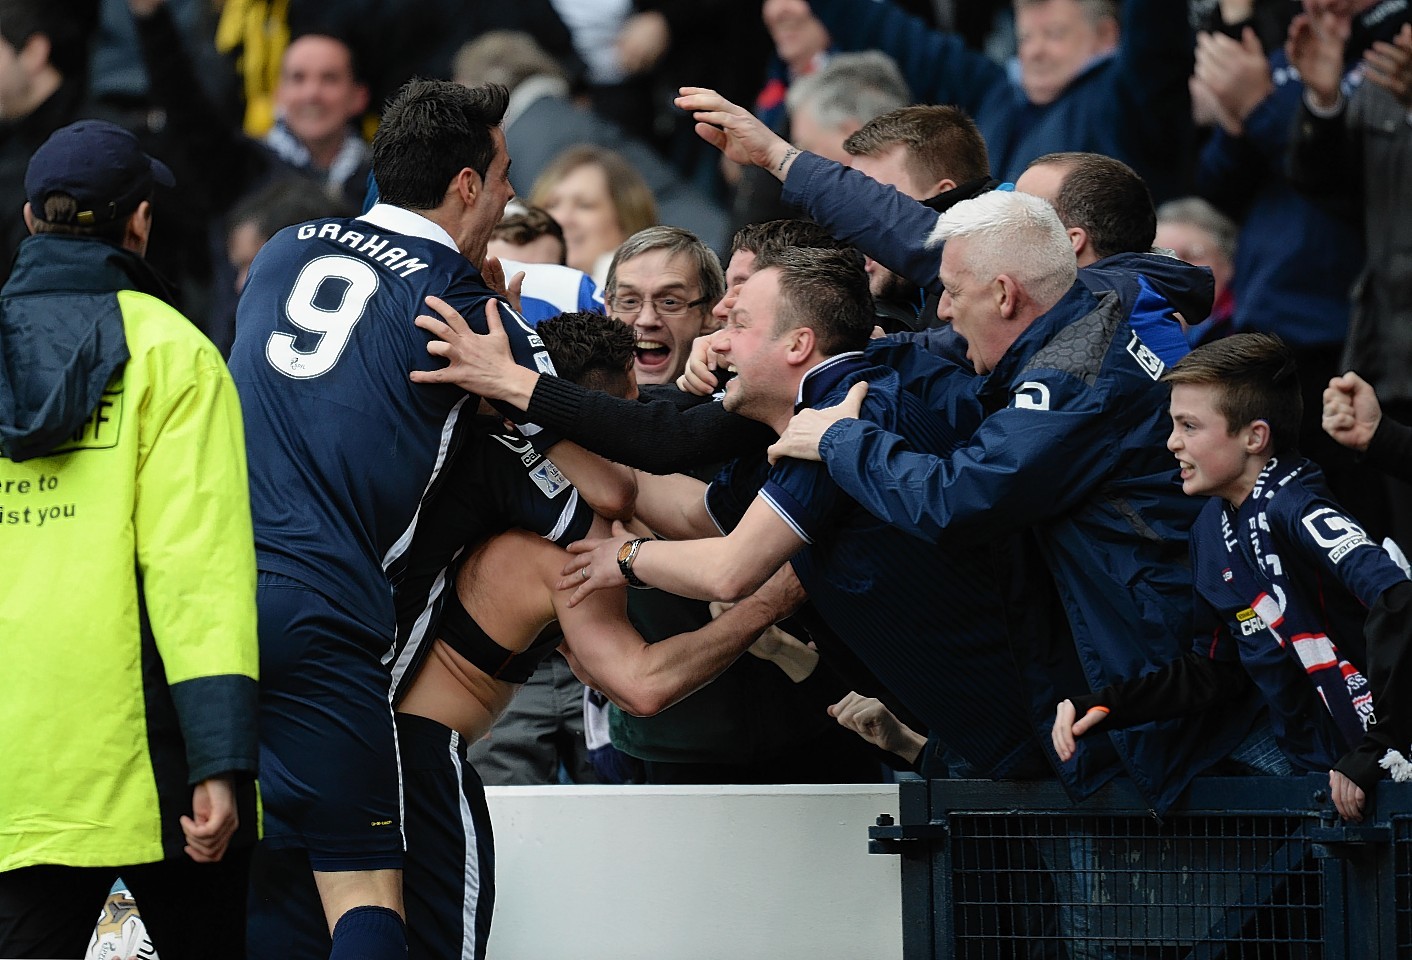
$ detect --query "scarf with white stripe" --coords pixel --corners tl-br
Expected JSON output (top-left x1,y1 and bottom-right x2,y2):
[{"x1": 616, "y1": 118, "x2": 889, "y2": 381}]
[{"x1": 1223, "y1": 458, "x2": 1375, "y2": 752}]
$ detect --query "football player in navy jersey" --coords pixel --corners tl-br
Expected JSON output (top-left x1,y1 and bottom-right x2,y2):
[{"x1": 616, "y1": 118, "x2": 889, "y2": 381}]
[
  {"x1": 229, "y1": 79, "x2": 557, "y2": 960},
  {"x1": 248, "y1": 311, "x2": 804, "y2": 960}
]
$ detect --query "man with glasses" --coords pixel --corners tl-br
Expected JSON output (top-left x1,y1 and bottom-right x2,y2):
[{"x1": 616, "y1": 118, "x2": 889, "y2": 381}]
[{"x1": 603, "y1": 226, "x2": 725, "y2": 386}]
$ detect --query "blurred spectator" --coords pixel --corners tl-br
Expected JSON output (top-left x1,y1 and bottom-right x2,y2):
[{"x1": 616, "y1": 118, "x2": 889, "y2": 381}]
[
  {"x1": 1188, "y1": 21, "x2": 1383, "y2": 533},
  {"x1": 0, "y1": 0, "x2": 96, "y2": 285},
  {"x1": 1155, "y1": 196, "x2": 1236, "y2": 345},
  {"x1": 488, "y1": 202, "x2": 605, "y2": 326},
  {"x1": 803, "y1": 0, "x2": 1198, "y2": 203},
  {"x1": 453, "y1": 31, "x2": 729, "y2": 256},
  {"x1": 261, "y1": 34, "x2": 370, "y2": 210},
  {"x1": 530, "y1": 145, "x2": 658, "y2": 283},
  {"x1": 1189, "y1": 0, "x2": 1297, "y2": 54},
  {"x1": 1288, "y1": 7, "x2": 1412, "y2": 546},
  {"x1": 784, "y1": 51, "x2": 911, "y2": 163},
  {"x1": 730, "y1": 0, "x2": 835, "y2": 233},
  {"x1": 488, "y1": 203, "x2": 568, "y2": 265},
  {"x1": 227, "y1": 178, "x2": 352, "y2": 297}
]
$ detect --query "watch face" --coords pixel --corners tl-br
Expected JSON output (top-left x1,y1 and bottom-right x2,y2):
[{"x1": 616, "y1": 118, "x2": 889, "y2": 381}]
[{"x1": 618, "y1": 540, "x2": 635, "y2": 563}]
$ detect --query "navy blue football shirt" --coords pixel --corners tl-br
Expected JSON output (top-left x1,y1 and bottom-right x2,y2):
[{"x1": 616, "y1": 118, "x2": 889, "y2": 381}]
[{"x1": 229, "y1": 204, "x2": 558, "y2": 637}]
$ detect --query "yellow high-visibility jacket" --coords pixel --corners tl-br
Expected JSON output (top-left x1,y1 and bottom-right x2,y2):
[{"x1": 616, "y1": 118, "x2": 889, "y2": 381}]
[{"x1": 0, "y1": 235, "x2": 259, "y2": 871}]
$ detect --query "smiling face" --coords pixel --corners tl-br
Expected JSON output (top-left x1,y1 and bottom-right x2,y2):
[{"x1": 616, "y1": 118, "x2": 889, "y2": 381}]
[
  {"x1": 277, "y1": 36, "x2": 367, "y2": 151},
  {"x1": 716, "y1": 268, "x2": 791, "y2": 423},
  {"x1": 1015, "y1": 0, "x2": 1115, "y2": 106},
  {"x1": 1167, "y1": 382, "x2": 1261, "y2": 505},
  {"x1": 540, "y1": 163, "x2": 625, "y2": 275},
  {"x1": 610, "y1": 248, "x2": 711, "y2": 385}
]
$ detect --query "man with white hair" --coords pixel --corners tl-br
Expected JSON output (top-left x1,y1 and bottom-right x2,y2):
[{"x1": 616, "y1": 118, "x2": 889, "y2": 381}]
[{"x1": 767, "y1": 190, "x2": 1261, "y2": 815}]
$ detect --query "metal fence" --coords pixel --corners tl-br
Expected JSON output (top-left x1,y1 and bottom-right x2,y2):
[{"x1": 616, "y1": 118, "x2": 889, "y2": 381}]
[{"x1": 870, "y1": 775, "x2": 1412, "y2": 960}]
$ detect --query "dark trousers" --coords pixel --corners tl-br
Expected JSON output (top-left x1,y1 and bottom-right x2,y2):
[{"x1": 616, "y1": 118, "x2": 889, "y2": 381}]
[{"x1": 0, "y1": 847, "x2": 251, "y2": 960}]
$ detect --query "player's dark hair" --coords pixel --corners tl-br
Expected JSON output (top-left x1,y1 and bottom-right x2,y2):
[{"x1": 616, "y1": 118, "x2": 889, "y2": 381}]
[
  {"x1": 537, "y1": 311, "x2": 636, "y2": 396},
  {"x1": 765, "y1": 247, "x2": 874, "y2": 355},
  {"x1": 1029, "y1": 152, "x2": 1156, "y2": 259},
  {"x1": 1163, "y1": 333, "x2": 1302, "y2": 456},
  {"x1": 373, "y1": 79, "x2": 508, "y2": 211}
]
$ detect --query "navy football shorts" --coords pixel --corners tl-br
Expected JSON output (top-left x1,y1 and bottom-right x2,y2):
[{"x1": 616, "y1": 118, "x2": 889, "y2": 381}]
[
  {"x1": 399, "y1": 713, "x2": 495, "y2": 960},
  {"x1": 256, "y1": 572, "x2": 404, "y2": 871}
]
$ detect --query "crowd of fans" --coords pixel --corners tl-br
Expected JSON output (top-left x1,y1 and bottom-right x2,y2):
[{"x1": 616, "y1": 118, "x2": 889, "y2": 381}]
[{"x1": 4, "y1": 0, "x2": 1412, "y2": 956}]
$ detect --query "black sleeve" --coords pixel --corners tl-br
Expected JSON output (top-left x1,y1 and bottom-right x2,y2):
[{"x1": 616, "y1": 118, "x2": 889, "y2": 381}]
[
  {"x1": 1335, "y1": 580, "x2": 1412, "y2": 792},
  {"x1": 1287, "y1": 95, "x2": 1364, "y2": 219},
  {"x1": 1069, "y1": 651, "x2": 1253, "y2": 730},
  {"x1": 1364, "y1": 417, "x2": 1412, "y2": 485},
  {"x1": 525, "y1": 374, "x2": 776, "y2": 474}
]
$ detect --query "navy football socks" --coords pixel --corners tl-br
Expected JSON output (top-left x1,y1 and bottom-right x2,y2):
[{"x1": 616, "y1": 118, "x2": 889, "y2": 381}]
[{"x1": 329, "y1": 905, "x2": 406, "y2": 960}]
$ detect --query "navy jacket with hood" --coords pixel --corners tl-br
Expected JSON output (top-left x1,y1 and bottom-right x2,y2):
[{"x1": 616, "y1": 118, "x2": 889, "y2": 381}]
[{"x1": 817, "y1": 281, "x2": 1258, "y2": 814}]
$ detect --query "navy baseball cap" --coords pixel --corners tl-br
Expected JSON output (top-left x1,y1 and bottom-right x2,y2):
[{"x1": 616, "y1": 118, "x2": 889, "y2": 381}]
[{"x1": 24, "y1": 120, "x2": 175, "y2": 226}]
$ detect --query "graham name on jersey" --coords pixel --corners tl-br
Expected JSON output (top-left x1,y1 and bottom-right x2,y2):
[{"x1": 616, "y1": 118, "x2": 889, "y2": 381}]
[{"x1": 296, "y1": 222, "x2": 432, "y2": 278}]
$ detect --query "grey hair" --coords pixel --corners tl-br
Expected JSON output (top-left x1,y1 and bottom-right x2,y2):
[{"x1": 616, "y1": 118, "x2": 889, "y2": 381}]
[
  {"x1": 928, "y1": 191, "x2": 1076, "y2": 309},
  {"x1": 605, "y1": 225, "x2": 726, "y2": 306},
  {"x1": 452, "y1": 31, "x2": 567, "y2": 91},
  {"x1": 1156, "y1": 196, "x2": 1238, "y2": 264},
  {"x1": 785, "y1": 51, "x2": 912, "y2": 131}
]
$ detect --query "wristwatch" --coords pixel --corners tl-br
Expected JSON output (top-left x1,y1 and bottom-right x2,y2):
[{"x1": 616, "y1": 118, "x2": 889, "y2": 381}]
[{"x1": 616, "y1": 537, "x2": 649, "y2": 588}]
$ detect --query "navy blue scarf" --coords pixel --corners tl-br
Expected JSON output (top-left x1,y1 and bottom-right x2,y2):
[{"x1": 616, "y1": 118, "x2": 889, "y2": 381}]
[{"x1": 1223, "y1": 458, "x2": 1375, "y2": 750}]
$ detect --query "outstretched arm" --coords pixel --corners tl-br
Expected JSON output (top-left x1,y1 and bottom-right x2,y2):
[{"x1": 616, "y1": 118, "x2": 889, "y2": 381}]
[
  {"x1": 558, "y1": 564, "x2": 807, "y2": 717},
  {"x1": 559, "y1": 495, "x2": 809, "y2": 605},
  {"x1": 411, "y1": 294, "x2": 770, "y2": 471}
]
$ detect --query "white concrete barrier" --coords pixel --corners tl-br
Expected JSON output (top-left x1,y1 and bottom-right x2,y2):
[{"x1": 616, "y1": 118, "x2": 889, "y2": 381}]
[{"x1": 484, "y1": 783, "x2": 903, "y2": 960}]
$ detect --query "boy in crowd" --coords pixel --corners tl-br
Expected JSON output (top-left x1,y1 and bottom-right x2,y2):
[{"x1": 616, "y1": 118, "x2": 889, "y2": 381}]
[{"x1": 1054, "y1": 334, "x2": 1412, "y2": 821}]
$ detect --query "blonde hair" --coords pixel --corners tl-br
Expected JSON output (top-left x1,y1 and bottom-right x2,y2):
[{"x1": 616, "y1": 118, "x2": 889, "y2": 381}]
[{"x1": 529, "y1": 145, "x2": 657, "y2": 242}]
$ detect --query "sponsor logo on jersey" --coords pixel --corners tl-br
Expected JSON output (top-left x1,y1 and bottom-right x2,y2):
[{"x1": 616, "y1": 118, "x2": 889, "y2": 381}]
[
  {"x1": 1301, "y1": 507, "x2": 1372, "y2": 564},
  {"x1": 1126, "y1": 333, "x2": 1165, "y2": 380},
  {"x1": 534, "y1": 352, "x2": 555, "y2": 375},
  {"x1": 1235, "y1": 606, "x2": 1267, "y2": 635},
  {"x1": 1013, "y1": 381, "x2": 1051, "y2": 411},
  {"x1": 529, "y1": 459, "x2": 571, "y2": 498}
]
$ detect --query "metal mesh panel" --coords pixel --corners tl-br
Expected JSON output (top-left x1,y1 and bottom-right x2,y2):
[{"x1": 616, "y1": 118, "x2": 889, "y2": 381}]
[
  {"x1": 1395, "y1": 816, "x2": 1412, "y2": 957},
  {"x1": 947, "y1": 812, "x2": 1324, "y2": 959}
]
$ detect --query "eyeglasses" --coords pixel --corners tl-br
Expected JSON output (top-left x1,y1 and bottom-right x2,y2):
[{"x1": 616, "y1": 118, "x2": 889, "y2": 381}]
[{"x1": 607, "y1": 294, "x2": 711, "y2": 318}]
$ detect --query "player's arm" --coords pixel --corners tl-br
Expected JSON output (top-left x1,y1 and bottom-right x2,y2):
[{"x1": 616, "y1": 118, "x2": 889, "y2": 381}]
[
  {"x1": 631, "y1": 470, "x2": 719, "y2": 540},
  {"x1": 556, "y1": 563, "x2": 807, "y2": 717},
  {"x1": 542, "y1": 439, "x2": 637, "y2": 523},
  {"x1": 561, "y1": 494, "x2": 808, "y2": 604}
]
